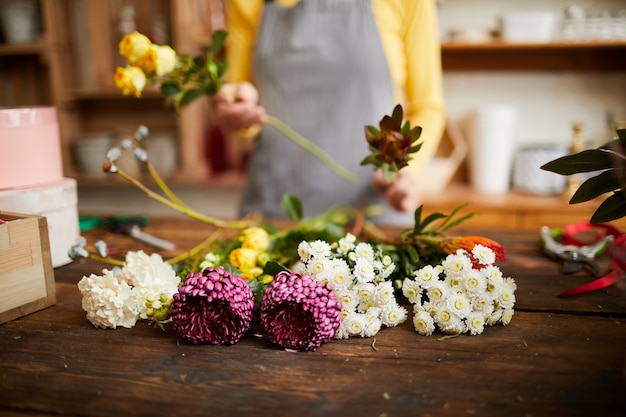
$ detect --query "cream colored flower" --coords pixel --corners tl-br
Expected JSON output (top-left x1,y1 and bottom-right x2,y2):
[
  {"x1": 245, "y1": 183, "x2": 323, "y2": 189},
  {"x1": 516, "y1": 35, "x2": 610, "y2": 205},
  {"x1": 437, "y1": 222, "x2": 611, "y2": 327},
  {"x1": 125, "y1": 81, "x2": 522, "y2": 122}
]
[
  {"x1": 115, "y1": 66, "x2": 147, "y2": 97},
  {"x1": 77, "y1": 270, "x2": 139, "y2": 329},
  {"x1": 149, "y1": 44, "x2": 177, "y2": 76}
]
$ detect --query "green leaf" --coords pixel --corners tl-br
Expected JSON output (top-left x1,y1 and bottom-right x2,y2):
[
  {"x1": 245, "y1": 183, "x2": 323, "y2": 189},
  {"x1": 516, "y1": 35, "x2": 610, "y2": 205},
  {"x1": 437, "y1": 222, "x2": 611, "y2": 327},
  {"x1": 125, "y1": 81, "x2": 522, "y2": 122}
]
[
  {"x1": 281, "y1": 194, "x2": 303, "y2": 221},
  {"x1": 412, "y1": 206, "x2": 423, "y2": 234},
  {"x1": 262, "y1": 261, "x2": 288, "y2": 277},
  {"x1": 207, "y1": 29, "x2": 228, "y2": 57},
  {"x1": 160, "y1": 82, "x2": 180, "y2": 97},
  {"x1": 590, "y1": 192, "x2": 626, "y2": 223},
  {"x1": 391, "y1": 104, "x2": 403, "y2": 126},
  {"x1": 178, "y1": 88, "x2": 204, "y2": 108},
  {"x1": 570, "y1": 170, "x2": 619, "y2": 204},
  {"x1": 419, "y1": 212, "x2": 447, "y2": 232},
  {"x1": 540, "y1": 149, "x2": 613, "y2": 174}
]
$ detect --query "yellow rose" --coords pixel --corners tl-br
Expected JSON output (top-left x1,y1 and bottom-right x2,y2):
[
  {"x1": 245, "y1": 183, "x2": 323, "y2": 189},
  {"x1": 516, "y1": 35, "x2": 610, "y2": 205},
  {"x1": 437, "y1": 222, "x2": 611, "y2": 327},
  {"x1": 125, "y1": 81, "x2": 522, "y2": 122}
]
[
  {"x1": 114, "y1": 66, "x2": 147, "y2": 97},
  {"x1": 229, "y1": 247, "x2": 259, "y2": 272},
  {"x1": 240, "y1": 227, "x2": 270, "y2": 252},
  {"x1": 119, "y1": 32, "x2": 152, "y2": 66}
]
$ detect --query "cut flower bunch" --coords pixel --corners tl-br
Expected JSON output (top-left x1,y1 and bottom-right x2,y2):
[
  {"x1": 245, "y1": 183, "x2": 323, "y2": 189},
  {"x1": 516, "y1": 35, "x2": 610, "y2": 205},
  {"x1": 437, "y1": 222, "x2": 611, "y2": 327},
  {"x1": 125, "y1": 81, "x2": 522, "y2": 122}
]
[
  {"x1": 72, "y1": 30, "x2": 517, "y2": 351},
  {"x1": 115, "y1": 30, "x2": 358, "y2": 184}
]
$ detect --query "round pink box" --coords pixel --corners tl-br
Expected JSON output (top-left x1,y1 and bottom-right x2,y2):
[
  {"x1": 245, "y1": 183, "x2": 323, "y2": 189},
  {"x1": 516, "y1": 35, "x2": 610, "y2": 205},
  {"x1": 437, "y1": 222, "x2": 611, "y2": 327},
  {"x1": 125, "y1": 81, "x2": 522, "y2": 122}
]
[{"x1": 0, "y1": 107, "x2": 63, "y2": 189}]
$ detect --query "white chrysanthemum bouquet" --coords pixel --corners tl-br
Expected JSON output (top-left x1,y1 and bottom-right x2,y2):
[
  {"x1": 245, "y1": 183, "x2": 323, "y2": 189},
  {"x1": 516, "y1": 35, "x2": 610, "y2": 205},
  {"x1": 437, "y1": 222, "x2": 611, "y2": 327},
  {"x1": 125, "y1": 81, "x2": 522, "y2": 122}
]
[{"x1": 403, "y1": 245, "x2": 516, "y2": 336}]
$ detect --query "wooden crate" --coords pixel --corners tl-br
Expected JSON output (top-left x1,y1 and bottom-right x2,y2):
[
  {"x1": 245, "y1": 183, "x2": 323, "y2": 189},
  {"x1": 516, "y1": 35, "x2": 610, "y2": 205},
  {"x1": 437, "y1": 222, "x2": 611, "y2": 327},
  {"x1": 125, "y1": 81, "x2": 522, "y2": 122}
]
[{"x1": 0, "y1": 211, "x2": 56, "y2": 324}]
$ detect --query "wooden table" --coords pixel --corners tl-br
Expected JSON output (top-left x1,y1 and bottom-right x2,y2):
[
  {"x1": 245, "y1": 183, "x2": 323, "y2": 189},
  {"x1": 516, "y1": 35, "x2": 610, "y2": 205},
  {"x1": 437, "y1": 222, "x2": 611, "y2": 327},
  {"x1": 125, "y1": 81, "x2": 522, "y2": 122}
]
[{"x1": 1, "y1": 218, "x2": 625, "y2": 417}]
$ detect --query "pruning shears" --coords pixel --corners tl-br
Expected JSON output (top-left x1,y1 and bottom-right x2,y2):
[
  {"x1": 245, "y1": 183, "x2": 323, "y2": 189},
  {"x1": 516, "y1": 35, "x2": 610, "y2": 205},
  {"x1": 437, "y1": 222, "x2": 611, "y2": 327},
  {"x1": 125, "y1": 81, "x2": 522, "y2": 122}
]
[{"x1": 540, "y1": 226, "x2": 612, "y2": 276}]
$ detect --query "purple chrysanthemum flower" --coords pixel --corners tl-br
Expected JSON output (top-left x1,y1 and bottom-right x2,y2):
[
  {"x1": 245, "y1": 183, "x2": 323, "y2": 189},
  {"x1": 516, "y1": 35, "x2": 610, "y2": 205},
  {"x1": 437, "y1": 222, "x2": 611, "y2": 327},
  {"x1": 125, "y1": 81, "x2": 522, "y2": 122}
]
[
  {"x1": 260, "y1": 271, "x2": 342, "y2": 351},
  {"x1": 170, "y1": 267, "x2": 254, "y2": 345}
]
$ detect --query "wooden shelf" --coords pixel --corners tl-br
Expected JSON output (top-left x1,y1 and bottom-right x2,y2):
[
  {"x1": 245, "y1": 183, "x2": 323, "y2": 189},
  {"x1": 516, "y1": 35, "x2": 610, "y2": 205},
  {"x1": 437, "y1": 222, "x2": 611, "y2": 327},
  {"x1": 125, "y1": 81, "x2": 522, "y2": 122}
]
[
  {"x1": 0, "y1": 41, "x2": 47, "y2": 56},
  {"x1": 441, "y1": 40, "x2": 626, "y2": 71}
]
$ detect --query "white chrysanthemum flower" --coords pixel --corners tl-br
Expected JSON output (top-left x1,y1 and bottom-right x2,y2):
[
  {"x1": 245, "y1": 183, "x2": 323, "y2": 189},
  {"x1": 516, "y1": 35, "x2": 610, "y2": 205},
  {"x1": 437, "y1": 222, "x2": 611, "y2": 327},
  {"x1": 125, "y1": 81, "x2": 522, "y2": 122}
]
[
  {"x1": 472, "y1": 244, "x2": 496, "y2": 265},
  {"x1": 116, "y1": 251, "x2": 180, "y2": 319},
  {"x1": 497, "y1": 287, "x2": 516, "y2": 309},
  {"x1": 77, "y1": 270, "x2": 140, "y2": 329},
  {"x1": 380, "y1": 303, "x2": 408, "y2": 327},
  {"x1": 335, "y1": 289, "x2": 359, "y2": 311},
  {"x1": 327, "y1": 258, "x2": 352, "y2": 290},
  {"x1": 357, "y1": 299, "x2": 376, "y2": 313},
  {"x1": 414, "y1": 265, "x2": 441, "y2": 289},
  {"x1": 347, "y1": 251, "x2": 357, "y2": 262},
  {"x1": 441, "y1": 314, "x2": 465, "y2": 335},
  {"x1": 413, "y1": 309, "x2": 435, "y2": 336},
  {"x1": 444, "y1": 275, "x2": 463, "y2": 291},
  {"x1": 355, "y1": 242, "x2": 375, "y2": 261},
  {"x1": 462, "y1": 269, "x2": 487, "y2": 295},
  {"x1": 365, "y1": 306, "x2": 381, "y2": 321},
  {"x1": 503, "y1": 277, "x2": 518, "y2": 292},
  {"x1": 354, "y1": 257, "x2": 375, "y2": 283},
  {"x1": 343, "y1": 311, "x2": 367, "y2": 337},
  {"x1": 487, "y1": 309, "x2": 503, "y2": 326},
  {"x1": 442, "y1": 252, "x2": 473, "y2": 277},
  {"x1": 447, "y1": 293, "x2": 472, "y2": 319},
  {"x1": 334, "y1": 325, "x2": 350, "y2": 340},
  {"x1": 373, "y1": 281, "x2": 394, "y2": 306},
  {"x1": 306, "y1": 257, "x2": 328, "y2": 278},
  {"x1": 355, "y1": 282, "x2": 376, "y2": 302},
  {"x1": 472, "y1": 294, "x2": 495, "y2": 315},
  {"x1": 501, "y1": 308, "x2": 515, "y2": 326},
  {"x1": 363, "y1": 317, "x2": 382, "y2": 337},
  {"x1": 309, "y1": 239, "x2": 332, "y2": 258},
  {"x1": 297, "y1": 241, "x2": 312, "y2": 262},
  {"x1": 434, "y1": 307, "x2": 453, "y2": 329},
  {"x1": 337, "y1": 233, "x2": 357, "y2": 254},
  {"x1": 467, "y1": 311, "x2": 486, "y2": 335},
  {"x1": 402, "y1": 278, "x2": 422, "y2": 304},
  {"x1": 426, "y1": 282, "x2": 450, "y2": 304},
  {"x1": 482, "y1": 264, "x2": 504, "y2": 282}
]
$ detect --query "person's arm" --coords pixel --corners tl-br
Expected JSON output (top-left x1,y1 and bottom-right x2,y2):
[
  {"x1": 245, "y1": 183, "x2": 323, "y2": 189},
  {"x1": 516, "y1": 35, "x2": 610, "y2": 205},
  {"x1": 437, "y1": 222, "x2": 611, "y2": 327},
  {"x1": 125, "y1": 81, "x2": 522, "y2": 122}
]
[{"x1": 373, "y1": 0, "x2": 446, "y2": 211}]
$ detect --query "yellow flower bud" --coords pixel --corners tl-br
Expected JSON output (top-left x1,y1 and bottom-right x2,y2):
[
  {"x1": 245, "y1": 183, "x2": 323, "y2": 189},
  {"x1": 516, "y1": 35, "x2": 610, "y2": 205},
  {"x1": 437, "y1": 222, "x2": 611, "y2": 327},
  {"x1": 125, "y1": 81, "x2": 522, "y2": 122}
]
[
  {"x1": 240, "y1": 227, "x2": 270, "y2": 252},
  {"x1": 114, "y1": 66, "x2": 147, "y2": 97},
  {"x1": 241, "y1": 266, "x2": 263, "y2": 281},
  {"x1": 119, "y1": 32, "x2": 152, "y2": 65},
  {"x1": 229, "y1": 247, "x2": 259, "y2": 272}
]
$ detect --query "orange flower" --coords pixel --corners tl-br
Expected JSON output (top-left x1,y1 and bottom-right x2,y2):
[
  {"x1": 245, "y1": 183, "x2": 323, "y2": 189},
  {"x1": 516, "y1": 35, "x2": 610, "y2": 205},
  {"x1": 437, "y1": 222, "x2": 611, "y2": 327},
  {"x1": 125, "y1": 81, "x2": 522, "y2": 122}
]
[{"x1": 439, "y1": 236, "x2": 506, "y2": 262}]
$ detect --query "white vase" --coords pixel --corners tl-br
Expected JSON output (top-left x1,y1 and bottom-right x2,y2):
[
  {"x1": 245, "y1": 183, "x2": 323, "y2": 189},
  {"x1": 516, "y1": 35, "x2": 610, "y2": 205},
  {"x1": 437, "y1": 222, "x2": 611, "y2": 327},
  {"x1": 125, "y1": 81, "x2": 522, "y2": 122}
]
[{"x1": 467, "y1": 104, "x2": 518, "y2": 195}]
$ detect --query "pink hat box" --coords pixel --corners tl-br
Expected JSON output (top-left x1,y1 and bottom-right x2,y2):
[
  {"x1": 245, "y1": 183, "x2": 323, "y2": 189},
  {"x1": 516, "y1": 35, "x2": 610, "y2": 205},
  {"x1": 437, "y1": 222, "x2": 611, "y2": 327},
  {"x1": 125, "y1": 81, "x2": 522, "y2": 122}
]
[{"x1": 0, "y1": 107, "x2": 63, "y2": 190}]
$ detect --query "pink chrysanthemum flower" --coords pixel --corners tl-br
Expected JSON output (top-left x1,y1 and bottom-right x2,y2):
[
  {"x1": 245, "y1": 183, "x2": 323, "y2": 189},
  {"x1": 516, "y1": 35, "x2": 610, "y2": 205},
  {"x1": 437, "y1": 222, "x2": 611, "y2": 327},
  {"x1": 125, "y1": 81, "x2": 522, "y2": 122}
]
[
  {"x1": 170, "y1": 267, "x2": 254, "y2": 345},
  {"x1": 260, "y1": 271, "x2": 342, "y2": 351}
]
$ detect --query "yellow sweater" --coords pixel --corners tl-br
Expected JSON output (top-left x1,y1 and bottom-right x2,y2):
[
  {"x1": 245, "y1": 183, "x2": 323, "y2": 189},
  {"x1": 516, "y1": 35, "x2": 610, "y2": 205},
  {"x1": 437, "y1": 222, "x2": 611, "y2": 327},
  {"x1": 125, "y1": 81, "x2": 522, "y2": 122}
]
[{"x1": 224, "y1": 0, "x2": 445, "y2": 173}]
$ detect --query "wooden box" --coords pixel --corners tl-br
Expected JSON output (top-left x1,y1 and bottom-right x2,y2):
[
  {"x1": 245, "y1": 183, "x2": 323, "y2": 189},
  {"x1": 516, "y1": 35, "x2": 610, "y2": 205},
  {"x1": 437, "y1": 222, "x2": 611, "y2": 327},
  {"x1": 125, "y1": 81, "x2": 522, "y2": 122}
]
[{"x1": 0, "y1": 211, "x2": 56, "y2": 324}]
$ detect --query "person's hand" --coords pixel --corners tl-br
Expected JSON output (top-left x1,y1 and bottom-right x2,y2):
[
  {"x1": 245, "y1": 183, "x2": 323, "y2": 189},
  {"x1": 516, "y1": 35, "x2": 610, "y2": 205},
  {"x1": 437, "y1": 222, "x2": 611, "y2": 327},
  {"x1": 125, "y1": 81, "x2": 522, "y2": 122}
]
[
  {"x1": 210, "y1": 82, "x2": 267, "y2": 137},
  {"x1": 372, "y1": 168, "x2": 423, "y2": 212}
]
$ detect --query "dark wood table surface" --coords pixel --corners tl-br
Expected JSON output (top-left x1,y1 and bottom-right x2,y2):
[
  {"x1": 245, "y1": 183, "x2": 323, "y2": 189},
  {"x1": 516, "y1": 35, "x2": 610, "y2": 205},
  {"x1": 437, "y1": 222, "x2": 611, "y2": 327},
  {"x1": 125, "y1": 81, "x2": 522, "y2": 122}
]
[{"x1": 1, "y1": 218, "x2": 625, "y2": 417}]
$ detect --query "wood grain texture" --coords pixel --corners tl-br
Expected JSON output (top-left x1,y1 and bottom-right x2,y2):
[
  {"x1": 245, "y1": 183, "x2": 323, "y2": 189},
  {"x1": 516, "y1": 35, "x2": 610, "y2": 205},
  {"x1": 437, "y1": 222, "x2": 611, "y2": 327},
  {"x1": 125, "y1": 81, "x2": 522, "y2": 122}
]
[{"x1": 1, "y1": 219, "x2": 625, "y2": 417}]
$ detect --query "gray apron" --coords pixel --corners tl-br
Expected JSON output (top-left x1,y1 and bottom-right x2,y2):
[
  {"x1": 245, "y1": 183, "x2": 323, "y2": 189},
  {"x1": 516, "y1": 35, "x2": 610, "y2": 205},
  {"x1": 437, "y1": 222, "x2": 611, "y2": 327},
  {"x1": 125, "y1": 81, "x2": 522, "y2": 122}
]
[{"x1": 241, "y1": 0, "x2": 412, "y2": 225}]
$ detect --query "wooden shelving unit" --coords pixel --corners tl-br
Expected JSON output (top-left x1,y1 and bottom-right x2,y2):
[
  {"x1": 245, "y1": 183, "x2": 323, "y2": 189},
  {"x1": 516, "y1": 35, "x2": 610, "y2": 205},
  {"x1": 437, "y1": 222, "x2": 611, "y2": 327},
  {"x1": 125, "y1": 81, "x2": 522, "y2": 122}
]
[{"x1": 442, "y1": 40, "x2": 626, "y2": 71}]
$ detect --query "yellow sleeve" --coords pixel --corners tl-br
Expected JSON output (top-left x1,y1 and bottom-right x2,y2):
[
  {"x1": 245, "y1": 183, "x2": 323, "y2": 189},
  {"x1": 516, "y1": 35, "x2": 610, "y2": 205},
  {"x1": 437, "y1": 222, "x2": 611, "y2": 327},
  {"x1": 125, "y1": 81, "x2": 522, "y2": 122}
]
[
  {"x1": 224, "y1": 0, "x2": 263, "y2": 84},
  {"x1": 374, "y1": 0, "x2": 446, "y2": 175}
]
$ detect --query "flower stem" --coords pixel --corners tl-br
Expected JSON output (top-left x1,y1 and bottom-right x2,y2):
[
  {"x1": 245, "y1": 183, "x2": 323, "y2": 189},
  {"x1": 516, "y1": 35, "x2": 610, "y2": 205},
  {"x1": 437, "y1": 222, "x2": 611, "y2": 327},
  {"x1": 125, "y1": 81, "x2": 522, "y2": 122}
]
[
  {"x1": 167, "y1": 228, "x2": 224, "y2": 265},
  {"x1": 145, "y1": 160, "x2": 186, "y2": 207},
  {"x1": 113, "y1": 169, "x2": 252, "y2": 229},
  {"x1": 265, "y1": 116, "x2": 360, "y2": 185}
]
